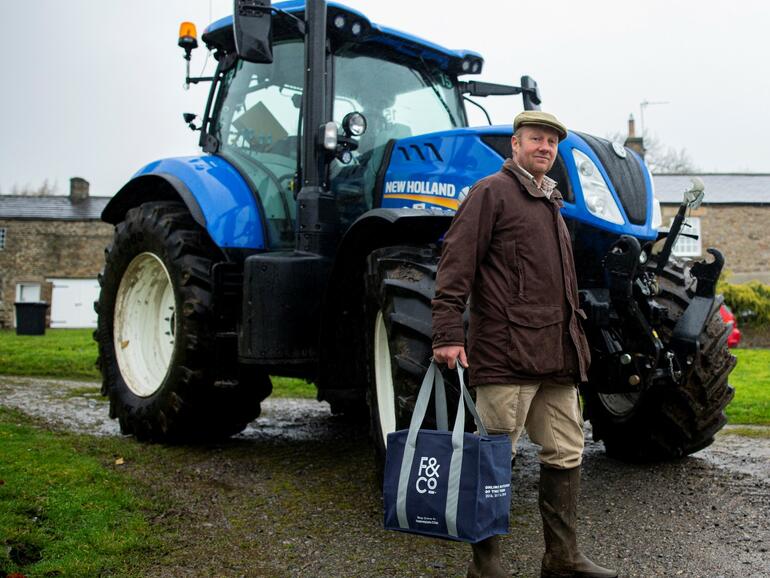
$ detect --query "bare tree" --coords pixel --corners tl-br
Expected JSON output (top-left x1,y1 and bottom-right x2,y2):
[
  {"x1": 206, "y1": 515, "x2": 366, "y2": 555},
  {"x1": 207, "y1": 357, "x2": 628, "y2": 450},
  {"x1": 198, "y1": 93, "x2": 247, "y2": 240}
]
[{"x1": 7, "y1": 179, "x2": 59, "y2": 196}]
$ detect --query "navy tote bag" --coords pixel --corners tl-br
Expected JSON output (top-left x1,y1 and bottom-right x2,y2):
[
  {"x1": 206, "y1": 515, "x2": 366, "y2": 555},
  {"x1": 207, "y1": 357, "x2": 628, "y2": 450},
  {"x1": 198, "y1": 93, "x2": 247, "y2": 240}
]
[{"x1": 383, "y1": 361, "x2": 512, "y2": 542}]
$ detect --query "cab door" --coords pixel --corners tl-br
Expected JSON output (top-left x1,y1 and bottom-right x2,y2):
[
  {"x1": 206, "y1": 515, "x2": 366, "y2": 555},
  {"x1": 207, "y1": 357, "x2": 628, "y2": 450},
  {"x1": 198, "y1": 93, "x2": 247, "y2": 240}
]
[{"x1": 211, "y1": 40, "x2": 304, "y2": 249}]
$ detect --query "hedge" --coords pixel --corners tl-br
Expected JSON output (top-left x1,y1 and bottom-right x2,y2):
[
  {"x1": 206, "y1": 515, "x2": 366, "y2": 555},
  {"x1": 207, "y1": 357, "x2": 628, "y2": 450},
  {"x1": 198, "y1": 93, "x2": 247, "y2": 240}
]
[{"x1": 718, "y1": 279, "x2": 770, "y2": 327}]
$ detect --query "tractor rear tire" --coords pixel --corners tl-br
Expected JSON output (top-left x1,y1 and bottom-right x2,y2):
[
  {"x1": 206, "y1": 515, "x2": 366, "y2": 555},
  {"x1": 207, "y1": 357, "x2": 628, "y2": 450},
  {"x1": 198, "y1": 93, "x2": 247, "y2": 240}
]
[
  {"x1": 365, "y1": 245, "x2": 465, "y2": 475},
  {"x1": 95, "y1": 201, "x2": 270, "y2": 442},
  {"x1": 583, "y1": 261, "x2": 737, "y2": 461}
]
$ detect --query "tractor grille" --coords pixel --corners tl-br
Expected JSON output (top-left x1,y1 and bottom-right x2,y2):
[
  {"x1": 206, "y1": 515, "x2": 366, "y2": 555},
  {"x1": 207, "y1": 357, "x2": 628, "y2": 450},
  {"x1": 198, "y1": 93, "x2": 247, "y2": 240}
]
[{"x1": 575, "y1": 132, "x2": 648, "y2": 225}]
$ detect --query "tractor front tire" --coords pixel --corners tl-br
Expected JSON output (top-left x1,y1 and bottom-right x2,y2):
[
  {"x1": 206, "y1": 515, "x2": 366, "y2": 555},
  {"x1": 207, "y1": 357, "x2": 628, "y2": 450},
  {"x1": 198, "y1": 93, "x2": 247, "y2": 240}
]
[
  {"x1": 583, "y1": 262, "x2": 737, "y2": 461},
  {"x1": 365, "y1": 245, "x2": 464, "y2": 474},
  {"x1": 96, "y1": 201, "x2": 270, "y2": 441}
]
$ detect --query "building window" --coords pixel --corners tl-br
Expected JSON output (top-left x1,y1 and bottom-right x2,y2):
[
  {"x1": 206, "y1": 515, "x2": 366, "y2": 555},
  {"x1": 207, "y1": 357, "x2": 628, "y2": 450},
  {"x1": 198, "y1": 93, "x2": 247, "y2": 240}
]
[
  {"x1": 16, "y1": 283, "x2": 41, "y2": 303},
  {"x1": 671, "y1": 217, "x2": 702, "y2": 257},
  {"x1": 0, "y1": 228, "x2": 5, "y2": 250}
]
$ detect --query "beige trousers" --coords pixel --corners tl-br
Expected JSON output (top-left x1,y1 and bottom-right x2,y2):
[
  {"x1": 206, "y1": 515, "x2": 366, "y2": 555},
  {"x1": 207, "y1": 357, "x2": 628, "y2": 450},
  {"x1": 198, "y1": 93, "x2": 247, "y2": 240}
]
[{"x1": 475, "y1": 382, "x2": 584, "y2": 469}]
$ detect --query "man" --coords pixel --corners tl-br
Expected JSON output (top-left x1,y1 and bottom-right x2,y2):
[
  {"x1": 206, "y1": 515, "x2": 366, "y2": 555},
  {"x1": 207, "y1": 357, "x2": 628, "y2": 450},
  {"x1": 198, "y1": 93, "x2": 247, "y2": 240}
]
[{"x1": 432, "y1": 111, "x2": 617, "y2": 578}]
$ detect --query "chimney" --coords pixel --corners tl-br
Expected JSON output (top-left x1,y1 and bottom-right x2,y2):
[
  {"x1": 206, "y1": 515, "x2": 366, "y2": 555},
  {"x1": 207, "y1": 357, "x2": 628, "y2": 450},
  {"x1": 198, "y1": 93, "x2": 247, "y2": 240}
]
[
  {"x1": 624, "y1": 114, "x2": 646, "y2": 159},
  {"x1": 70, "y1": 177, "x2": 89, "y2": 202}
]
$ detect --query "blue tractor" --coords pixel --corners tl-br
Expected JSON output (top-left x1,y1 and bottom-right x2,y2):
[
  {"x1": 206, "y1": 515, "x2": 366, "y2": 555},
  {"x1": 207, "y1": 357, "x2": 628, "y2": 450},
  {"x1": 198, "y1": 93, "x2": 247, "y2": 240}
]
[{"x1": 96, "y1": 0, "x2": 735, "y2": 462}]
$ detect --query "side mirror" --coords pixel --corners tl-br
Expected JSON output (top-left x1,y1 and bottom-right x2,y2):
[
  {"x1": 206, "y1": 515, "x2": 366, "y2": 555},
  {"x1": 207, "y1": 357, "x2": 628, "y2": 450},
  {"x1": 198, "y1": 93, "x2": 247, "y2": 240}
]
[
  {"x1": 683, "y1": 177, "x2": 705, "y2": 209},
  {"x1": 233, "y1": 0, "x2": 274, "y2": 64},
  {"x1": 521, "y1": 75, "x2": 542, "y2": 111}
]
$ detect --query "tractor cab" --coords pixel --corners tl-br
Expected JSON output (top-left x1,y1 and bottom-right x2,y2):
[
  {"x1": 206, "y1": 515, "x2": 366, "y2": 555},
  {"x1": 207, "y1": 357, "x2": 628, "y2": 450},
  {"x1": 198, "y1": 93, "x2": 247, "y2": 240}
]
[
  {"x1": 187, "y1": 2, "x2": 535, "y2": 248},
  {"x1": 194, "y1": 3, "x2": 479, "y2": 245}
]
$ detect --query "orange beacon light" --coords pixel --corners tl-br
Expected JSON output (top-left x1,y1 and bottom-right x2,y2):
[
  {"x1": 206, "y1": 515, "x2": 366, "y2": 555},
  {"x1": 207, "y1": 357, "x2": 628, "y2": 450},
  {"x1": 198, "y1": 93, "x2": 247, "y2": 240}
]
[{"x1": 178, "y1": 21, "x2": 198, "y2": 60}]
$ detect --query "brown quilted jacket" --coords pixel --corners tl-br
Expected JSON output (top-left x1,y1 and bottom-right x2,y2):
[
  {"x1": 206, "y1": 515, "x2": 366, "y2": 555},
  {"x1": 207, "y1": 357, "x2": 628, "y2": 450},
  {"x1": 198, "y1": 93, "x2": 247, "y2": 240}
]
[{"x1": 432, "y1": 159, "x2": 590, "y2": 386}]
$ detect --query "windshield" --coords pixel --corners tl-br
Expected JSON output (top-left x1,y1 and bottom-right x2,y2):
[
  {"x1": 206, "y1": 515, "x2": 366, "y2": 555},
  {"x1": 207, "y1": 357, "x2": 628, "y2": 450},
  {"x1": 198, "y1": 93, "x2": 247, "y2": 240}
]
[
  {"x1": 330, "y1": 47, "x2": 466, "y2": 226},
  {"x1": 333, "y1": 46, "x2": 466, "y2": 138}
]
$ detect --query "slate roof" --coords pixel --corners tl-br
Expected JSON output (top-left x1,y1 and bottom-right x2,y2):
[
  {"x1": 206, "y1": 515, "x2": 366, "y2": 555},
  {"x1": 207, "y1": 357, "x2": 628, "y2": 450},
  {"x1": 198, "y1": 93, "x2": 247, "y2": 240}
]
[
  {"x1": 0, "y1": 195, "x2": 110, "y2": 220},
  {"x1": 653, "y1": 174, "x2": 770, "y2": 204}
]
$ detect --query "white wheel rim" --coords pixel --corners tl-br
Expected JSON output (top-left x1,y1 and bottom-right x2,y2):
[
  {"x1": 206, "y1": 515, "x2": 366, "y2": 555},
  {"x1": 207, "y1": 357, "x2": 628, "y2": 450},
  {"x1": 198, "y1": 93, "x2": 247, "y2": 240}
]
[
  {"x1": 373, "y1": 310, "x2": 397, "y2": 447},
  {"x1": 114, "y1": 252, "x2": 176, "y2": 397}
]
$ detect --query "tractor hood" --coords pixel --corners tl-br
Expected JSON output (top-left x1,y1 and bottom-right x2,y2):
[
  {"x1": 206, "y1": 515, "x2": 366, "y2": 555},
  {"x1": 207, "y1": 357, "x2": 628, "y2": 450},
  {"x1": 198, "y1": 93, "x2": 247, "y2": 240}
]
[{"x1": 379, "y1": 126, "x2": 659, "y2": 240}]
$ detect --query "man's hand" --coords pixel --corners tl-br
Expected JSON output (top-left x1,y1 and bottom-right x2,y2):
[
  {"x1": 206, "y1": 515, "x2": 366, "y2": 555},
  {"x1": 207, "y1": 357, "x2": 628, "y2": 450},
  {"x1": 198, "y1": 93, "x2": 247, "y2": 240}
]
[{"x1": 432, "y1": 345, "x2": 469, "y2": 369}]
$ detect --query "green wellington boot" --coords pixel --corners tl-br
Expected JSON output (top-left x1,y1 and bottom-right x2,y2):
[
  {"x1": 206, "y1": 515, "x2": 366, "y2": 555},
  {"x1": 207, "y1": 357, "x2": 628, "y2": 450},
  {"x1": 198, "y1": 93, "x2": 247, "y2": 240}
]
[
  {"x1": 538, "y1": 465, "x2": 617, "y2": 578},
  {"x1": 467, "y1": 535, "x2": 508, "y2": 578}
]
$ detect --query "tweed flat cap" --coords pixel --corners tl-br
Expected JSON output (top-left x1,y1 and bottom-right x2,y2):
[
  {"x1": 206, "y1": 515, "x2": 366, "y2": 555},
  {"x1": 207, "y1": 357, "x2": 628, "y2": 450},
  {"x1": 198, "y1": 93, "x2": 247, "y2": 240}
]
[{"x1": 513, "y1": 111, "x2": 568, "y2": 141}]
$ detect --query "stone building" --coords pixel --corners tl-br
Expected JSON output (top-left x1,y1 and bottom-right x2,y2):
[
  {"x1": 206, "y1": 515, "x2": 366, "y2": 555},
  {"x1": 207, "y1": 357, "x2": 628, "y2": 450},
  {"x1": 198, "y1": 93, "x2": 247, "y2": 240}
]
[
  {"x1": 623, "y1": 115, "x2": 769, "y2": 284},
  {"x1": 0, "y1": 178, "x2": 112, "y2": 328},
  {"x1": 653, "y1": 174, "x2": 770, "y2": 284}
]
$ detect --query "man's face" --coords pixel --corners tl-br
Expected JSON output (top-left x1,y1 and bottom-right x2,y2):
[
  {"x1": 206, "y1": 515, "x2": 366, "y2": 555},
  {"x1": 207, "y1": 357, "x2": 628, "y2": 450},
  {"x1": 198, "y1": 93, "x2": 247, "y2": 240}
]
[{"x1": 511, "y1": 125, "x2": 560, "y2": 180}]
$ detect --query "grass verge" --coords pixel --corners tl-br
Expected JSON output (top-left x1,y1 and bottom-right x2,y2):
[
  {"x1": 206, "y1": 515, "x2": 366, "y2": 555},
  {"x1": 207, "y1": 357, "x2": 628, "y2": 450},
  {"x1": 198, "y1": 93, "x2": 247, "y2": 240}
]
[
  {"x1": 1, "y1": 331, "x2": 767, "y2": 414},
  {"x1": 0, "y1": 329, "x2": 316, "y2": 398},
  {"x1": 0, "y1": 408, "x2": 158, "y2": 577},
  {"x1": 726, "y1": 349, "x2": 770, "y2": 425},
  {"x1": 720, "y1": 426, "x2": 770, "y2": 439},
  {"x1": 0, "y1": 328, "x2": 100, "y2": 380}
]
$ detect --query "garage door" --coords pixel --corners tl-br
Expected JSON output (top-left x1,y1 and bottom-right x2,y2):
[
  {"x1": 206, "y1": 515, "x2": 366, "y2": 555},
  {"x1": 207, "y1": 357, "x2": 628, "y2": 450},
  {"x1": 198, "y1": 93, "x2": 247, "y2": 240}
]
[{"x1": 49, "y1": 278, "x2": 100, "y2": 328}]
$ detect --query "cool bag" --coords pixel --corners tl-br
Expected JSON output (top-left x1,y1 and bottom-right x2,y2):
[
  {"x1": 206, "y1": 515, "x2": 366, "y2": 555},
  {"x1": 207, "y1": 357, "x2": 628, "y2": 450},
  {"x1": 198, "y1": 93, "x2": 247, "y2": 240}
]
[{"x1": 383, "y1": 361, "x2": 512, "y2": 542}]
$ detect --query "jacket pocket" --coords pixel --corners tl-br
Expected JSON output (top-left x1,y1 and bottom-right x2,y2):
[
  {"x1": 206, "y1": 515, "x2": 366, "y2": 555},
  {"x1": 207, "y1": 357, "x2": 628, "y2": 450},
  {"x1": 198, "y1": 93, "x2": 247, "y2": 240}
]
[
  {"x1": 506, "y1": 304, "x2": 564, "y2": 375},
  {"x1": 503, "y1": 240, "x2": 524, "y2": 298}
]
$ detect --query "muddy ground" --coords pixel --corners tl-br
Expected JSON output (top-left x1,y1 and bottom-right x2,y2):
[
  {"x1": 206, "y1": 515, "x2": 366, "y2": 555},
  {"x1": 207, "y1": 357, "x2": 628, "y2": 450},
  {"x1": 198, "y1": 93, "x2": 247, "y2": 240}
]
[{"x1": 1, "y1": 375, "x2": 769, "y2": 578}]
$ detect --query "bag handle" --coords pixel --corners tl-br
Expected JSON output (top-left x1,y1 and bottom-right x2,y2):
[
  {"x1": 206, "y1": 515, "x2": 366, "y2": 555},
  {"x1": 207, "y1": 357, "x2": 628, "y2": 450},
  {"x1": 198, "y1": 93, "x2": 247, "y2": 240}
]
[
  {"x1": 456, "y1": 365, "x2": 487, "y2": 436},
  {"x1": 405, "y1": 360, "x2": 448, "y2": 437},
  {"x1": 405, "y1": 360, "x2": 487, "y2": 446}
]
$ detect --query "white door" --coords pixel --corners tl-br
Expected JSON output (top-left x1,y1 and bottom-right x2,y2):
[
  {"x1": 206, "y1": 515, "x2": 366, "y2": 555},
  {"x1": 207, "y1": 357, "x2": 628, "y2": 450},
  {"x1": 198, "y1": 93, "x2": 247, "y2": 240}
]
[{"x1": 49, "y1": 279, "x2": 100, "y2": 328}]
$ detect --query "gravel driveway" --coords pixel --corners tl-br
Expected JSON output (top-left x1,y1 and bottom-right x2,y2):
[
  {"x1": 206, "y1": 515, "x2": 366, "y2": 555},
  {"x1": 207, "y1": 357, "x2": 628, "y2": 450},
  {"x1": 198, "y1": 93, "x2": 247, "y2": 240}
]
[{"x1": 1, "y1": 375, "x2": 768, "y2": 577}]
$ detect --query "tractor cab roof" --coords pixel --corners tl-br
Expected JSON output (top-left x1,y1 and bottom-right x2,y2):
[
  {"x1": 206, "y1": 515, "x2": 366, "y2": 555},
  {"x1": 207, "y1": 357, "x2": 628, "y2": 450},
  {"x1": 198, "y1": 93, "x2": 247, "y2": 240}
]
[{"x1": 201, "y1": 1, "x2": 483, "y2": 75}]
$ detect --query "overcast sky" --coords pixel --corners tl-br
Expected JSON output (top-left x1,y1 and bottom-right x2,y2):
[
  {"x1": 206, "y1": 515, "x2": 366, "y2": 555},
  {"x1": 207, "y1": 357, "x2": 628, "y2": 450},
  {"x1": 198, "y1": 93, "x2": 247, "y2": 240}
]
[{"x1": 1, "y1": 0, "x2": 769, "y2": 197}]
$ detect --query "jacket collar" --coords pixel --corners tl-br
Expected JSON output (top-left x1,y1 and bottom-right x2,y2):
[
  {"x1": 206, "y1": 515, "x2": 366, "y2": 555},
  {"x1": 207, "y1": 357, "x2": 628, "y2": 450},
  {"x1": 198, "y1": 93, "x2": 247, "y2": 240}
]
[{"x1": 502, "y1": 158, "x2": 564, "y2": 208}]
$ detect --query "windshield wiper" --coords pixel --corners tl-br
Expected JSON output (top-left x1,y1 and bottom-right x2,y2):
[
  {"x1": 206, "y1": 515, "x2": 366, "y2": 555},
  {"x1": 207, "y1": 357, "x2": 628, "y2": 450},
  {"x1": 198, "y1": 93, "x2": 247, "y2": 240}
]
[
  {"x1": 463, "y1": 96, "x2": 491, "y2": 125},
  {"x1": 414, "y1": 58, "x2": 458, "y2": 128}
]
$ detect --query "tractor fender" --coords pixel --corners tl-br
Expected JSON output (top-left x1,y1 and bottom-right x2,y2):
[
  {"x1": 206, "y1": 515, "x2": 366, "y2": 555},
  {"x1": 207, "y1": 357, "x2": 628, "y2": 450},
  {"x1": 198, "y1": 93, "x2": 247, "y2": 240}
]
[
  {"x1": 317, "y1": 208, "x2": 452, "y2": 401},
  {"x1": 344, "y1": 208, "x2": 453, "y2": 246},
  {"x1": 331, "y1": 208, "x2": 453, "y2": 289},
  {"x1": 102, "y1": 155, "x2": 266, "y2": 250}
]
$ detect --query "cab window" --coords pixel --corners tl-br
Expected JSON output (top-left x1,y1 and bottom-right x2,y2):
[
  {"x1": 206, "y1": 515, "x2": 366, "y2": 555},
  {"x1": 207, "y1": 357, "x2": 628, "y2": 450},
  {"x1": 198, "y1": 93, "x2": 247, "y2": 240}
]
[
  {"x1": 331, "y1": 47, "x2": 465, "y2": 228},
  {"x1": 213, "y1": 40, "x2": 303, "y2": 248}
]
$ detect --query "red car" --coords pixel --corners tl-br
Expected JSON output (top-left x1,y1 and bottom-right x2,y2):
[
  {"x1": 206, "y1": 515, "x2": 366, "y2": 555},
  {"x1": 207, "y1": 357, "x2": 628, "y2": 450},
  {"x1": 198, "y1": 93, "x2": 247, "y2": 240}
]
[{"x1": 720, "y1": 305, "x2": 742, "y2": 348}]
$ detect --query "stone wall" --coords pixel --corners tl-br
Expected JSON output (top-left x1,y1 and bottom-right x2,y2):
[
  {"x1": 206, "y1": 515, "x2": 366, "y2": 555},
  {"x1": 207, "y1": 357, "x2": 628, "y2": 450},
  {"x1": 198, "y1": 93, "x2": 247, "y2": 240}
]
[
  {"x1": 660, "y1": 204, "x2": 770, "y2": 282},
  {"x1": 0, "y1": 219, "x2": 114, "y2": 328}
]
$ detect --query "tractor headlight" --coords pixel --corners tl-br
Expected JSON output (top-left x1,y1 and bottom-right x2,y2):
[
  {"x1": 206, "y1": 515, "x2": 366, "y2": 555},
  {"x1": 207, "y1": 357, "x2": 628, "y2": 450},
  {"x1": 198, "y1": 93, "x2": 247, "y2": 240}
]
[
  {"x1": 342, "y1": 111, "x2": 367, "y2": 137},
  {"x1": 572, "y1": 149, "x2": 625, "y2": 225}
]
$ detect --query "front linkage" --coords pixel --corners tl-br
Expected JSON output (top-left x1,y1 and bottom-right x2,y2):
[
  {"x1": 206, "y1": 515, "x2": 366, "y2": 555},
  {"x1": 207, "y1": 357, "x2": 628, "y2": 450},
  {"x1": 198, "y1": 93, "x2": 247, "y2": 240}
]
[
  {"x1": 576, "y1": 179, "x2": 735, "y2": 461},
  {"x1": 581, "y1": 180, "x2": 725, "y2": 401}
]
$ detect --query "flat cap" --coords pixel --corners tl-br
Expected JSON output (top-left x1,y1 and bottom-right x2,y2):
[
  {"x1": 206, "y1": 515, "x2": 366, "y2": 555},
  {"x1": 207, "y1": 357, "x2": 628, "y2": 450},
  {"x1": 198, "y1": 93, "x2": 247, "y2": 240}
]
[{"x1": 513, "y1": 111, "x2": 568, "y2": 141}]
